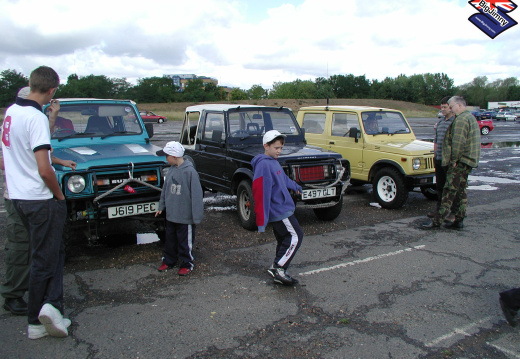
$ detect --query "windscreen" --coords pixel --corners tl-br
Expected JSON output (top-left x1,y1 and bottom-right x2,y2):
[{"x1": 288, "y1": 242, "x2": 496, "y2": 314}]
[
  {"x1": 361, "y1": 111, "x2": 411, "y2": 135},
  {"x1": 228, "y1": 109, "x2": 300, "y2": 141},
  {"x1": 47, "y1": 103, "x2": 143, "y2": 139}
]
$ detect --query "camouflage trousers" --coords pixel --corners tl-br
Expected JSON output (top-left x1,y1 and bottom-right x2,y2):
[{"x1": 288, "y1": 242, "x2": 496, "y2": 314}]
[{"x1": 436, "y1": 162, "x2": 473, "y2": 224}]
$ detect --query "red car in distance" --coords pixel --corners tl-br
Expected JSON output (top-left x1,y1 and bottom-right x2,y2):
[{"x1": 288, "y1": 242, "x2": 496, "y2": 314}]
[
  {"x1": 139, "y1": 110, "x2": 167, "y2": 124},
  {"x1": 477, "y1": 118, "x2": 493, "y2": 135}
]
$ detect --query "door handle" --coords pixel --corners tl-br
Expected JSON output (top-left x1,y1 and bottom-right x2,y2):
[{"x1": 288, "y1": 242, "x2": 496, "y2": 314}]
[{"x1": 329, "y1": 141, "x2": 335, "y2": 145}]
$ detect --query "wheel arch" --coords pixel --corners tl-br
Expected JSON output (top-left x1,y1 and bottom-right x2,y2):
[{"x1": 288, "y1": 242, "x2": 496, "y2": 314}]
[
  {"x1": 231, "y1": 168, "x2": 254, "y2": 195},
  {"x1": 368, "y1": 160, "x2": 405, "y2": 183}
]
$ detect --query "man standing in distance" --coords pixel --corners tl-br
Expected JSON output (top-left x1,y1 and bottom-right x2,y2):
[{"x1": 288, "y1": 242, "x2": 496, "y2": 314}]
[
  {"x1": 421, "y1": 96, "x2": 480, "y2": 230},
  {"x1": 1, "y1": 66, "x2": 71, "y2": 339}
]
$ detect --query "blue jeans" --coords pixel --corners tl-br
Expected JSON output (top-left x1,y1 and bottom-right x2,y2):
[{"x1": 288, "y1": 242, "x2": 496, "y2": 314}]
[
  {"x1": 434, "y1": 159, "x2": 447, "y2": 206},
  {"x1": 13, "y1": 198, "x2": 67, "y2": 325}
]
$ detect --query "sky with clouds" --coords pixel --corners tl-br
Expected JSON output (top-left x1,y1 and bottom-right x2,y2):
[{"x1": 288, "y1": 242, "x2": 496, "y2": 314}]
[{"x1": 1, "y1": 0, "x2": 519, "y2": 90}]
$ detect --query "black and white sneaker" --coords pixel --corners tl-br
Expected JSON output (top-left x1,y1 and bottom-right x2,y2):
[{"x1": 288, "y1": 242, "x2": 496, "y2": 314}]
[{"x1": 267, "y1": 265, "x2": 298, "y2": 286}]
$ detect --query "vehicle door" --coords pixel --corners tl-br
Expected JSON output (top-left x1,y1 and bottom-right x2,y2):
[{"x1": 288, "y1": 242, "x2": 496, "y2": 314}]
[
  {"x1": 327, "y1": 112, "x2": 365, "y2": 180},
  {"x1": 300, "y1": 112, "x2": 329, "y2": 149},
  {"x1": 196, "y1": 111, "x2": 229, "y2": 192}
]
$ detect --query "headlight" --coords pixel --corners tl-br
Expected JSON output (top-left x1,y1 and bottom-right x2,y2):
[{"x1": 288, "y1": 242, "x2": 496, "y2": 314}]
[
  {"x1": 67, "y1": 175, "x2": 86, "y2": 193},
  {"x1": 412, "y1": 158, "x2": 421, "y2": 170}
]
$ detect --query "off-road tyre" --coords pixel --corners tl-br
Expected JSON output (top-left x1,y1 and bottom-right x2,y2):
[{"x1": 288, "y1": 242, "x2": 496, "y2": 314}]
[
  {"x1": 420, "y1": 185, "x2": 438, "y2": 201},
  {"x1": 237, "y1": 180, "x2": 257, "y2": 231},
  {"x1": 313, "y1": 196, "x2": 343, "y2": 221},
  {"x1": 372, "y1": 167, "x2": 408, "y2": 209}
]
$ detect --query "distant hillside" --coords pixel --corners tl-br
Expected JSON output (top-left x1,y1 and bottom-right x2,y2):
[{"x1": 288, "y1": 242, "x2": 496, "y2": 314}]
[{"x1": 141, "y1": 98, "x2": 438, "y2": 121}]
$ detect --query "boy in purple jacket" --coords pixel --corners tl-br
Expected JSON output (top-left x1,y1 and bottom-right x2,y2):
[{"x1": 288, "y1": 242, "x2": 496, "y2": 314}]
[{"x1": 251, "y1": 130, "x2": 303, "y2": 286}]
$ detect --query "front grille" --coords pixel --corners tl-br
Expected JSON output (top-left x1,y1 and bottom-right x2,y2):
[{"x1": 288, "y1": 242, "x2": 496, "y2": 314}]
[
  {"x1": 425, "y1": 157, "x2": 434, "y2": 170},
  {"x1": 295, "y1": 165, "x2": 325, "y2": 182},
  {"x1": 95, "y1": 170, "x2": 159, "y2": 192}
]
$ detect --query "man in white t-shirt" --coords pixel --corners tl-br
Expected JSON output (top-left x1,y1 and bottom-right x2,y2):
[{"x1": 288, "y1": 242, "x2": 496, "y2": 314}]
[
  {"x1": 1, "y1": 87, "x2": 76, "y2": 318},
  {"x1": 1, "y1": 66, "x2": 71, "y2": 339}
]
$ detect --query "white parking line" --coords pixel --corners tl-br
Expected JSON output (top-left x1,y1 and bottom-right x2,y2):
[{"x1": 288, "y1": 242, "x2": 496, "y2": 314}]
[
  {"x1": 486, "y1": 343, "x2": 520, "y2": 359},
  {"x1": 425, "y1": 316, "x2": 493, "y2": 347},
  {"x1": 299, "y1": 245, "x2": 426, "y2": 276}
]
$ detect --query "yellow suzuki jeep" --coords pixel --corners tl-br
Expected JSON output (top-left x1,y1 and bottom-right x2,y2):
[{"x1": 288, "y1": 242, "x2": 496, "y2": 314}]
[{"x1": 297, "y1": 106, "x2": 436, "y2": 209}]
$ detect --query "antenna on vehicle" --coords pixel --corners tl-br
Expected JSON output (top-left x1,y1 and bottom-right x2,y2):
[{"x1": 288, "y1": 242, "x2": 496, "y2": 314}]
[{"x1": 325, "y1": 62, "x2": 330, "y2": 111}]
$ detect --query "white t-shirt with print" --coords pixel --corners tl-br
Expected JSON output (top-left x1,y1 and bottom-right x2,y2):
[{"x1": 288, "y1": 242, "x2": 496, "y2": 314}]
[{"x1": 1, "y1": 103, "x2": 53, "y2": 200}]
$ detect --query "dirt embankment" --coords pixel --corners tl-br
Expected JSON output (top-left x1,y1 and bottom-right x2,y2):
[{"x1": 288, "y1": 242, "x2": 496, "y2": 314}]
[{"x1": 138, "y1": 98, "x2": 438, "y2": 121}]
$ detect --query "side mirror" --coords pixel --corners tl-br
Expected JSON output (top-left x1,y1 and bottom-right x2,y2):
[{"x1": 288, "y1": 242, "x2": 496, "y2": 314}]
[
  {"x1": 145, "y1": 123, "x2": 154, "y2": 139},
  {"x1": 349, "y1": 127, "x2": 360, "y2": 143}
]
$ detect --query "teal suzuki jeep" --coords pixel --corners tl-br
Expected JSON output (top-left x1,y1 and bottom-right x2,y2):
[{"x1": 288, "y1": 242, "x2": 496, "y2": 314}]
[{"x1": 44, "y1": 99, "x2": 168, "y2": 244}]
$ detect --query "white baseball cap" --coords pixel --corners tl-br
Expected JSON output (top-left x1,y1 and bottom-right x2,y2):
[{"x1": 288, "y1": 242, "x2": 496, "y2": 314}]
[
  {"x1": 263, "y1": 130, "x2": 286, "y2": 145},
  {"x1": 17, "y1": 86, "x2": 30, "y2": 99},
  {"x1": 156, "y1": 141, "x2": 185, "y2": 157}
]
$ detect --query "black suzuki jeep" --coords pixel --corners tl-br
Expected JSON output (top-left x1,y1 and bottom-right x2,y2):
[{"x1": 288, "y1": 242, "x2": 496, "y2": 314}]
[{"x1": 180, "y1": 104, "x2": 350, "y2": 230}]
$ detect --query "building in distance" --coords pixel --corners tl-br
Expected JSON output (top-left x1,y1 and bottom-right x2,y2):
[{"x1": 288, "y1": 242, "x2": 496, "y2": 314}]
[{"x1": 164, "y1": 74, "x2": 218, "y2": 92}]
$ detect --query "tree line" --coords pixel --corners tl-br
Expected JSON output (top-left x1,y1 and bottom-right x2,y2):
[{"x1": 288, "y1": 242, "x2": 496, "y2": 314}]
[{"x1": 1, "y1": 69, "x2": 519, "y2": 109}]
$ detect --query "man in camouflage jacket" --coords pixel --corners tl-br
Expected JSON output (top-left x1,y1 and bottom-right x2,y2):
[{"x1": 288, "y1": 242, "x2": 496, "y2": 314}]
[{"x1": 422, "y1": 96, "x2": 480, "y2": 229}]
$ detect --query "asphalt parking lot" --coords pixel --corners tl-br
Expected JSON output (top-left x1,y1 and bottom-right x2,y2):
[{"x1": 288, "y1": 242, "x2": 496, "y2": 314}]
[{"x1": 1, "y1": 117, "x2": 519, "y2": 358}]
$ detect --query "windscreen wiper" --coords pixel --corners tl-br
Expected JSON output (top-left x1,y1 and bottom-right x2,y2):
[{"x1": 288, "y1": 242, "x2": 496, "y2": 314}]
[
  {"x1": 101, "y1": 131, "x2": 138, "y2": 139},
  {"x1": 57, "y1": 132, "x2": 95, "y2": 142},
  {"x1": 390, "y1": 129, "x2": 410, "y2": 135}
]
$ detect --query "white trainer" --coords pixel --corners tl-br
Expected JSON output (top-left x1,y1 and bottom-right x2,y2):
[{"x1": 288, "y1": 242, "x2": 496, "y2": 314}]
[
  {"x1": 28, "y1": 324, "x2": 48, "y2": 340},
  {"x1": 38, "y1": 304, "x2": 68, "y2": 338},
  {"x1": 28, "y1": 318, "x2": 71, "y2": 340}
]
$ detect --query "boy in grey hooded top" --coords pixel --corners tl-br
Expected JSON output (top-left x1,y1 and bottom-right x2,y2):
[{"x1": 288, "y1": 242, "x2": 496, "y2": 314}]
[{"x1": 155, "y1": 141, "x2": 204, "y2": 275}]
